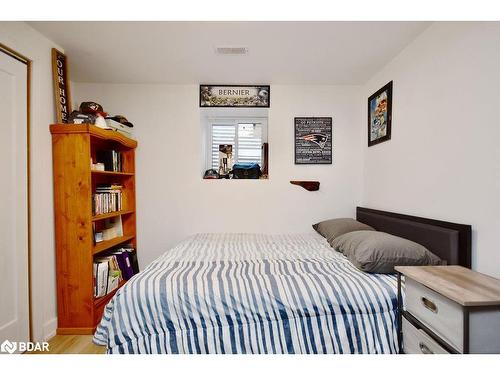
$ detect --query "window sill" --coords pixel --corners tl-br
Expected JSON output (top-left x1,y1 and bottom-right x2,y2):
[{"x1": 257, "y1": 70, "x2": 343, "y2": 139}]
[{"x1": 202, "y1": 176, "x2": 269, "y2": 181}]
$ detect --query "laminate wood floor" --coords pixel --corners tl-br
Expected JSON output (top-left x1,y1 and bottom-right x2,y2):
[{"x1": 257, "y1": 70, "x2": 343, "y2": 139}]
[{"x1": 29, "y1": 335, "x2": 106, "y2": 354}]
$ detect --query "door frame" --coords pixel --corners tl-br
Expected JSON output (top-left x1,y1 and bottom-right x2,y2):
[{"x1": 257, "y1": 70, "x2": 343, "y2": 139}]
[{"x1": 0, "y1": 43, "x2": 32, "y2": 341}]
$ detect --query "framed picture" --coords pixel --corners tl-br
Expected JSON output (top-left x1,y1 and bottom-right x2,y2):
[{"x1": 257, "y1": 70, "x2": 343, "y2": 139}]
[
  {"x1": 51, "y1": 48, "x2": 72, "y2": 123},
  {"x1": 368, "y1": 81, "x2": 392, "y2": 146},
  {"x1": 200, "y1": 85, "x2": 270, "y2": 107},
  {"x1": 294, "y1": 117, "x2": 332, "y2": 164}
]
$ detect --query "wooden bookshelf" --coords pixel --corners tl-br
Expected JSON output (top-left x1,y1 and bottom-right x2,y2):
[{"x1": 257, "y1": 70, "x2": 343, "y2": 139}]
[{"x1": 50, "y1": 124, "x2": 138, "y2": 334}]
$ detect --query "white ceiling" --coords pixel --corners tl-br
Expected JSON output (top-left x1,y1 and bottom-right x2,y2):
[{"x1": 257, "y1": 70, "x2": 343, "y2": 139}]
[{"x1": 29, "y1": 21, "x2": 430, "y2": 85}]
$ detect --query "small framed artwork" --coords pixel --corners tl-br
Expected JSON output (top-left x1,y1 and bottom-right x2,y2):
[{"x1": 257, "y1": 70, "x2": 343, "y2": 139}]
[
  {"x1": 368, "y1": 81, "x2": 392, "y2": 147},
  {"x1": 295, "y1": 117, "x2": 332, "y2": 164}
]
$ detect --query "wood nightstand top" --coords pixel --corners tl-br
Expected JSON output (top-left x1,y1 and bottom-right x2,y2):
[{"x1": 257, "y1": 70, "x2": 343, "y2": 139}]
[{"x1": 395, "y1": 265, "x2": 500, "y2": 307}]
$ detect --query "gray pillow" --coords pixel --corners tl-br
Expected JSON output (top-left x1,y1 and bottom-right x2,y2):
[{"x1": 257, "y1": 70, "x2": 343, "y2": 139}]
[
  {"x1": 313, "y1": 218, "x2": 375, "y2": 246},
  {"x1": 331, "y1": 230, "x2": 442, "y2": 274}
]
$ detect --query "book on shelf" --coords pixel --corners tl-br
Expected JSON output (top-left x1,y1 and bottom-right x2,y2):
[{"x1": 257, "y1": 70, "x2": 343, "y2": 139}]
[
  {"x1": 92, "y1": 183, "x2": 123, "y2": 215},
  {"x1": 93, "y1": 246, "x2": 139, "y2": 297},
  {"x1": 96, "y1": 149, "x2": 123, "y2": 172},
  {"x1": 125, "y1": 246, "x2": 140, "y2": 274},
  {"x1": 110, "y1": 248, "x2": 135, "y2": 280},
  {"x1": 94, "y1": 254, "x2": 122, "y2": 298}
]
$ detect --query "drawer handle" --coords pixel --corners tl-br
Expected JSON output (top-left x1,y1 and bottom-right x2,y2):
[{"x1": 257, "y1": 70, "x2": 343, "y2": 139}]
[
  {"x1": 419, "y1": 342, "x2": 434, "y2": 354},
  {"x1": 421, "y1": 297, "x2": 438, "y2": 313}
]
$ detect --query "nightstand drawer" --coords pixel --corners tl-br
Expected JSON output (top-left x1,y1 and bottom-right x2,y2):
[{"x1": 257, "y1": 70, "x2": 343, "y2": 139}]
[
  {"x1": 402, "y1": 317, "x2": 449, "y2": 354},
  {"x1": 406, "y1": 277, "x2": 464, "y2": 352}
]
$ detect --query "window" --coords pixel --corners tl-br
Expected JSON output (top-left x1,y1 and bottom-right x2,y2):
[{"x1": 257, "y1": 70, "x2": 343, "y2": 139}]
[{"x1": 206, "y1": 117, "x2": 268, "y2": 171}]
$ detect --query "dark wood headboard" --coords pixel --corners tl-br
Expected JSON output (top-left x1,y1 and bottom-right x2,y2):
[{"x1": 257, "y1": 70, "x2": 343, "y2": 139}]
[{"x1": 356, "y1": 207, "x2": 471, "y2": 268}]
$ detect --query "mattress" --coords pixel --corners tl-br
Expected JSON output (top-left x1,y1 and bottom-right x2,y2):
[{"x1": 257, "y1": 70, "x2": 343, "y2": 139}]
[{"x1": 94, "y1": 233, "x2": 399, "y2": 354}]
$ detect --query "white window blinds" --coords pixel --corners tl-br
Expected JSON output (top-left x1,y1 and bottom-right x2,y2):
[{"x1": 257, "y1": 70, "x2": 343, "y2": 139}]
[
  {"x1": 237, "y1": 123, "x2": 262, "y2": 165},
  {"x1": 211, "y1": 125, "x2": 236, "y2": 169},
  {"x1": 211, "y1": 123, "x2": 263, "y2": 169}
]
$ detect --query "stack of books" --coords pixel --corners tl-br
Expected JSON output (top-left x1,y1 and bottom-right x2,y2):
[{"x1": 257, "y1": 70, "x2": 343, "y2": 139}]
[
  {"x1": 93, "y1": 184, "x2": 122, "y2": 215},
  {"x1": 93, "y1": 246, "x2": 139, "y2": 298},
  {"x1": 96, "y1": 149, "x2": 123, "y2": 172}
]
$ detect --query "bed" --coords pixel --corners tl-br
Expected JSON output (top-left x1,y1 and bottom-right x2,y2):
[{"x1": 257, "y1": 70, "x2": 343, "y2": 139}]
[{"x1": 93, "y1": 207, "x2": 471, "y2": 354}]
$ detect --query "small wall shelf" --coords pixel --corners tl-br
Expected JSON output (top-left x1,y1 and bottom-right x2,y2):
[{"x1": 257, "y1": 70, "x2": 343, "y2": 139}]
[{"x1": 290, "y1": 180, "x2": 320, "y2": 191}]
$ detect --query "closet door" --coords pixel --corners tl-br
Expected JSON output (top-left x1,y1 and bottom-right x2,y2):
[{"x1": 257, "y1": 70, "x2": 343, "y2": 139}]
[{"x1": 0, "y1": 49, "x2": 29, "y2": 352}]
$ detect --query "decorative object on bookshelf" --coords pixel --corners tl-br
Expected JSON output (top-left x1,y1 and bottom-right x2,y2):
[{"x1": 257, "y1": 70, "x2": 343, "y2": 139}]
[
  {"x1": 50, "y1": 123, "x2": 138, "y2": 334},
  {"x1": 91, "y1": 161, "x2": 105, "y2": 171},
  {"x1": 51, "y1": 48, "x2": 72, "y2": 123},
  {"x1": 94, "y1": 231, "x2": 104, "y2": 243}
]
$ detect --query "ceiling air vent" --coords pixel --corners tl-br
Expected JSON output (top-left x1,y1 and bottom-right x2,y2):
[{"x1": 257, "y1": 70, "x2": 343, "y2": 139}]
[{"x1": 215, "y1": 46, "x2": 248, "y2": 55}]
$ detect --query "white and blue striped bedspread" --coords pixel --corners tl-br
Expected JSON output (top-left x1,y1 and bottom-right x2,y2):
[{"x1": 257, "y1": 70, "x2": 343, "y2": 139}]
[{"x1": 94, "y1": 233, "x2": 399, "y2": 354}]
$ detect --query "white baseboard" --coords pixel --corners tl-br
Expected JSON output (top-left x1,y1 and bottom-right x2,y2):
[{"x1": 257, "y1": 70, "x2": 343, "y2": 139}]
[{"x1": 42, "y1": 317, "x2": 57, "y2": 341}]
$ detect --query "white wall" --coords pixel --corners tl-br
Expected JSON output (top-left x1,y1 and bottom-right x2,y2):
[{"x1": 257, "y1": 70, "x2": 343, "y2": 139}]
[
  {"x1": 74, "y1": 83, "x2": 363, "y2": 266},
  {"x1": 0, "y1": 22, "x2": 62, "y2": 341},
  {"x1": 362, "y1": 22, "x2": 500, "y2": 277}
]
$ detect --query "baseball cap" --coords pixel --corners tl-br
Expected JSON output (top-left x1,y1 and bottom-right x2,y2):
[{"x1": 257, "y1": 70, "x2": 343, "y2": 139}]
[
  {"x1": 106, "y1": 115, "x2": 134, "y2": 128},
  {"x1": 80, "y1": 101, "x2": 108, "y2": 117},
  {"x1": 68, "y1": 110, "x2": 97, "y2": 124}
]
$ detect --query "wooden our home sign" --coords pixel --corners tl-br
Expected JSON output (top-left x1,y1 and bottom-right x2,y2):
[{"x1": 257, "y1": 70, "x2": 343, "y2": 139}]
[{"x1": 52, "y1": 48, "x2": 72, "y2": 123}]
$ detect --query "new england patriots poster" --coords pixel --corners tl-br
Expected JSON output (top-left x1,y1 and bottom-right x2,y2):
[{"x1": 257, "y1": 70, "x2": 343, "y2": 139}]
[{"x1": 295, "y1": 117, "x2": 332, "y2": 164}]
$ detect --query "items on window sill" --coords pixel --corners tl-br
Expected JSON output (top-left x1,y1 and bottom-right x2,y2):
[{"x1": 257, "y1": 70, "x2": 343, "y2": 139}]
[
  {"x1": 219, "y1": 144, "x2": 233, "y2": 175},
  {"x1": 290, "y1": 180, "x2": 320, "y2": 191},
  {"x1": 203, "y1": 163, "x2": 268, "y2": 180},
  {"x1": 203, "y1": 169, "x2": 220, "y2": 179},
  {"x1": 232, "y1": 162, "x2": 262, "y2": 179}
]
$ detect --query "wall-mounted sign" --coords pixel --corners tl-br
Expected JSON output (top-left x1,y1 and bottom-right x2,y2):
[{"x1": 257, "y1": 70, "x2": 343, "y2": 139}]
[
  {"x1": 294, "y1": 117, "x2": 333, "y2": 165},
  {"x1": 51, "y1": 48, "x2": 72, "y2": 123},
  {"x1": 200, "y1": 85, "x2": 270, "y2": 107}
]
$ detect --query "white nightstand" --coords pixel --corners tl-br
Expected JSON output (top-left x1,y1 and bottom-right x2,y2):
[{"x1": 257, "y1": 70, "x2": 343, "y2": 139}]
[{"x1": 396, "y1": 265, "x2": 500, "y2": 354}]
